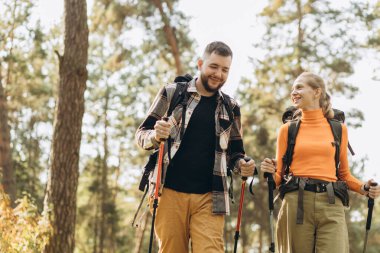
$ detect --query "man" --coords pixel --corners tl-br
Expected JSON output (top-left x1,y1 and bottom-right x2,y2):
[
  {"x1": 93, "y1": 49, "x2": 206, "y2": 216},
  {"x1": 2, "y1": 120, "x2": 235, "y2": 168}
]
[{"x1": 136, "y1": 41, "x2": 255, "y2": 253}]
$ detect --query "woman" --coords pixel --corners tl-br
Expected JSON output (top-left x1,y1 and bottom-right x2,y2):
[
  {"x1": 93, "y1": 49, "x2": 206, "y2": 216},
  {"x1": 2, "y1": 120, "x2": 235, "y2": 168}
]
[{"x1": 261, "y1": 72, "x2": 380, "y2": 253}]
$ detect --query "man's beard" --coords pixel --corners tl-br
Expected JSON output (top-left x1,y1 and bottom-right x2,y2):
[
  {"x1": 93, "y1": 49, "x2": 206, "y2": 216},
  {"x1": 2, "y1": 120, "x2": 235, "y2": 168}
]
[{"x1": 200, "y1": 73, "x2": 225, "y2": 92}]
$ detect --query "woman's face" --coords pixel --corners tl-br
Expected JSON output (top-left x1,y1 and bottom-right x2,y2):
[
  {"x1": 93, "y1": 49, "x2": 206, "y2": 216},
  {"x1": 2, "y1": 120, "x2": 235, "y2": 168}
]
[{"x1": 291, "y1": 78, "x2": 320, "y2": 110}]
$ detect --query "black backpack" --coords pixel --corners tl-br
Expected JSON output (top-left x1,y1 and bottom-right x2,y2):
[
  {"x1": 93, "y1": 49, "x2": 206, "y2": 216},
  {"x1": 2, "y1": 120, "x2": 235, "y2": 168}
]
[
  {"x1": 138, "y1": 74, "x2": 235, "y2": 192},
  {"x1": 281, "y1": 106, "x2": 354, "y2": 180}
]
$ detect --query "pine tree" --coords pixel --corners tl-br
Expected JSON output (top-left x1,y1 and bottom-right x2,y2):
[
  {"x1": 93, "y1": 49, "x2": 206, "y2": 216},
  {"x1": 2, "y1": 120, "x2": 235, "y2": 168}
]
[{"x1": 43, "y1": 0, "x2": 89, "y2": 252}]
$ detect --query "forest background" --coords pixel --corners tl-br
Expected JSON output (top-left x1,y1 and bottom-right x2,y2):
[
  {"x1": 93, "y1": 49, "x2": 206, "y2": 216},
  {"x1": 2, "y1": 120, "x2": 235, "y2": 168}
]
[{"x1": 0, "y1": 0, "x2": 380, "y2": 252}]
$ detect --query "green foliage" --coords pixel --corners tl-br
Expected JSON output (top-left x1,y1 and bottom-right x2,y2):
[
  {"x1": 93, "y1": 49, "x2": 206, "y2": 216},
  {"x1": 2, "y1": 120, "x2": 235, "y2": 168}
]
[
  {"x1": 0, "y1": 0, "x2": 58, "y2": 206},
  {"x1": 0, "y1": 185, "x2": 52, "y2": 252},
  {"x1": 357, "y1": 0, "x2": 380, "y2": 79},
  {"x1": 358, "y1": 0, "x2": 380, "y2": 48}
]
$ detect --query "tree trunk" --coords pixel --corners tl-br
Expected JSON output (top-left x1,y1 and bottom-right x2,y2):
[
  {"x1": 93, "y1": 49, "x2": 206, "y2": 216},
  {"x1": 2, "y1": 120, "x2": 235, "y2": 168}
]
[
  {"x1": 0, "y1": 0, "x2": 18, "y2": 204},
  {"x1": 43, "y1": 0, "x2": 89, "y2": 252},
  {"x1": 0, "y1": 66, "x2": 16, "y2": 204},
  {"x1": 151, "y1": 0, "x2": 183, "y2": 75}
]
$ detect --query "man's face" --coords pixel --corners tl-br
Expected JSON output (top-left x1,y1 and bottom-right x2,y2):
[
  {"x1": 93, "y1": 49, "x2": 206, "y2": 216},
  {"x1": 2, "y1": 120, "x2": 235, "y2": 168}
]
[{"x1": 198, "y1": 52, "x2": 232, "y2": 93}]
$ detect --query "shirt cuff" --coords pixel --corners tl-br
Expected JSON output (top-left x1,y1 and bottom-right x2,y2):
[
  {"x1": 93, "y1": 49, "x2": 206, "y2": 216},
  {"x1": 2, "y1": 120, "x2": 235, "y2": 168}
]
[
  {"x1": 142, "y1": 130, "x2": 159, "y2": 150},
  {"x1": 232, "y1": 158, "x2": 242, "y2": 175}
]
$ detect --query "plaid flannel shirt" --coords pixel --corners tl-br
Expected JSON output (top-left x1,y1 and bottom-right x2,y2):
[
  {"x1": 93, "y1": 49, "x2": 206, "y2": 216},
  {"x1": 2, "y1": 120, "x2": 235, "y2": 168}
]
[{"x1": 135, "y1": 78, "x2": 245, "y2": 215}]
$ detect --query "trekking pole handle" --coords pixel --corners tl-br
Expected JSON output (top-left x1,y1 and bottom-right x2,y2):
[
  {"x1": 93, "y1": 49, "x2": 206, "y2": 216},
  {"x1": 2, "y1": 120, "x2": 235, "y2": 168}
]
[
  {"x1": 263, "y1": 159, "x2": 275, "y2": 178},
  {"x1": 241, "y1": 157, "x2": 252, "y2": 181},
  {"x1": 368, "y1": 182, "x2": 378, "y2": 202},
  {"x1": 264, "y1": 158, "x2": 276, "y2": 189},
  {"x1": 367, "y1": 182, "x2": 378, "y2": 197},
  {"x1": 366, "y1": 182, "x2": 378, "y2": 231},
  {"x1": 158, "y1": 117, "x2": 169, "y2": 142}
]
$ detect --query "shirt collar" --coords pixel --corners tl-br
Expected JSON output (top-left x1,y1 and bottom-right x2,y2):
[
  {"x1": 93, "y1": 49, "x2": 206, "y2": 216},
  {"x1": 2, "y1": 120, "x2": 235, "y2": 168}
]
[{"x1": 187, "y1": 77, "x2": 225, "y2": 102}]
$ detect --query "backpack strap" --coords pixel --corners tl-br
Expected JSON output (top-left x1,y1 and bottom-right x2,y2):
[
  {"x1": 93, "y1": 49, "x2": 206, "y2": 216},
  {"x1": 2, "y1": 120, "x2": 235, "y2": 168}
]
[
  {"x1": 166, "y1": 81, "x2": 191, "y2": 140},
  {"x1": 281, "y1": 119, "x2": 301, "y2": 179},
  {"x1": 332, "y1": 108, "x2": 354, "y2": 156},
  {"x1": 168, "y1": 73, "x2": 192, "y2": 119},
  {"x1": 219, "y1": 92, "x2": 240, "y2": 199},
  {"x1": 327, "y1": 119, "x2": 342, "y2": 179},
  {"x1": 167, "y1": 82, "x2": 189, "y2": 117},
  {"x1": 166, "y1": 81, "x2": 190, "y2": 162}
]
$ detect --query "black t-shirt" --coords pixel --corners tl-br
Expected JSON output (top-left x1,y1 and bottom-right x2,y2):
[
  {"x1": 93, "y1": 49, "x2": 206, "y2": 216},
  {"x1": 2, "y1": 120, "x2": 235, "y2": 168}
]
[{"x1": 165, "y1": 94, "x2": 217, "y2": 194}]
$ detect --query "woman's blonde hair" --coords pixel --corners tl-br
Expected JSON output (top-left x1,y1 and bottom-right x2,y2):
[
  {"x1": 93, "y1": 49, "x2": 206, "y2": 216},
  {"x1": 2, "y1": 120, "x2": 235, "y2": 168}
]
[{"x1": 294, "y1": 72, "x2": 334, "y2": 119}]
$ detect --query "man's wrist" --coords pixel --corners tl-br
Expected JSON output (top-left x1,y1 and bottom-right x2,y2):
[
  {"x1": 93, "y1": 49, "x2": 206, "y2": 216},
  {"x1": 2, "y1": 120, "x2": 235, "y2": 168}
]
[
  {"x1": 233, "y1": 158, "x2": 242, "y2": 175},
  {"x1": 150, "y1": 132, "x2": 160, "y2": 148}
]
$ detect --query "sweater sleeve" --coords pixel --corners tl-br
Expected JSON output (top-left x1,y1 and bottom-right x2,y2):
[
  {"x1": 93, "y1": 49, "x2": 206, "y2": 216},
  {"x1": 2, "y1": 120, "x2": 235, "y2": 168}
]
[
  {"x1": 338, "y1": 124, "x2": 363, "y2": 193},
  {"x1": 275, "y1": 123, "x2": 289, "y2": 186}
]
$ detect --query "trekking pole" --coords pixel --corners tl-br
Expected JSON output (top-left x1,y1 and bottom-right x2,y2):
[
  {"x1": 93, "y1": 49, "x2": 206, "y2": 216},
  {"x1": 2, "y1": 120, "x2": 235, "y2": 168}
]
[
  {"x1": 148, "y1": 117, "x2": 168, "y2": 253},
  {"x1": 264, "y1": 172, "x2": 275, "y2": 253},
  {"x1": 363, "y1": 182, "x2": 378, "y2": 253},
  {"x1": 234, "y1": 157, "x2": 251, "y2": 253}
]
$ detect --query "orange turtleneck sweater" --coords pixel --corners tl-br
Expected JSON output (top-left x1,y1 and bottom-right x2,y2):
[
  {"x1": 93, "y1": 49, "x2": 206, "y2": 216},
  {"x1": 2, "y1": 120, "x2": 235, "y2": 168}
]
[{"x1": 274, "y1": 109, "x2": 363, "y2": 193}]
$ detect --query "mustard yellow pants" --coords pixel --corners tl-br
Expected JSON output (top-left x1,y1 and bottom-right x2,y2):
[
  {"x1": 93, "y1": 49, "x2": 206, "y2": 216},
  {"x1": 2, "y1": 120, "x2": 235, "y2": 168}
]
[
  {"x1": 150, "y1": 188, "x2": 225, "y2": 253},
  {"x1": 276, "y1": 191, "x2": 349, "y2": 253}
]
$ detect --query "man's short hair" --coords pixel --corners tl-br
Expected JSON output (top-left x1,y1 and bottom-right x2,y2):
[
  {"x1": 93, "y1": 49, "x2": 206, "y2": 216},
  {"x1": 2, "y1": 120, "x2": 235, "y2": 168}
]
[{"x1": 203, "y1": 41, "x2": 233, "y2": 59}]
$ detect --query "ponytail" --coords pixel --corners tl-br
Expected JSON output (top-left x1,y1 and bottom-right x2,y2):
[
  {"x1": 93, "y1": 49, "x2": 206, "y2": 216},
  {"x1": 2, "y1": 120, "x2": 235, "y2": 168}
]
[{"x1": 320, "y1": 92, "x2": 334, "y2": 119}]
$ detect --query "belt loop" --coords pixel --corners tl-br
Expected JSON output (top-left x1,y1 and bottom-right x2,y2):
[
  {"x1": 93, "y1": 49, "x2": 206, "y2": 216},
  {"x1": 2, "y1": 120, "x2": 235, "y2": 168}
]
[
  {"x1": 326, "y1": 183, "x2": 335, "y2": 204},
  {"x1": 297, "y1": 178, "x2": 306, "y2": 224}
]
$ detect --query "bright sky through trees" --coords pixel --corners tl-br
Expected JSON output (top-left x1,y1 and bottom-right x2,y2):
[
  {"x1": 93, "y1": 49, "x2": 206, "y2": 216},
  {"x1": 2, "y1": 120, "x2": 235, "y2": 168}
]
[{"x1": 35, "y1": 0, "x2": 380, "y2": 180}]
